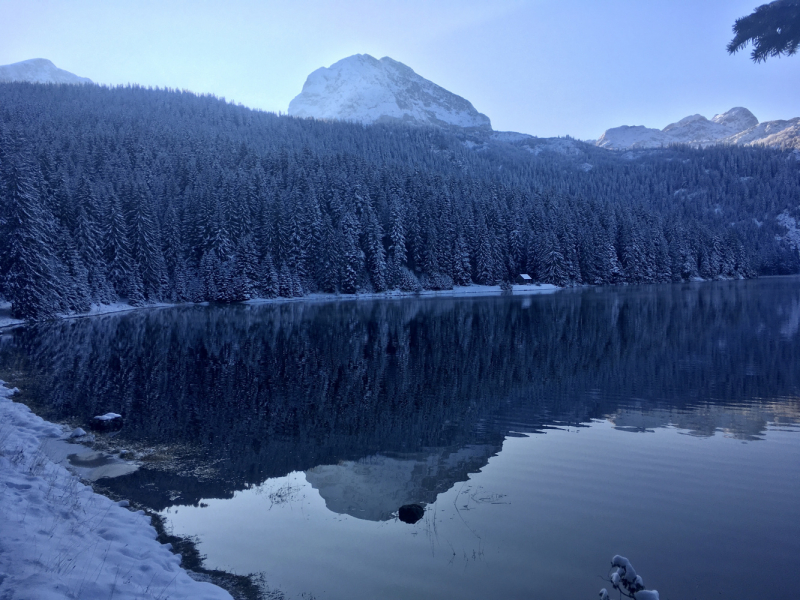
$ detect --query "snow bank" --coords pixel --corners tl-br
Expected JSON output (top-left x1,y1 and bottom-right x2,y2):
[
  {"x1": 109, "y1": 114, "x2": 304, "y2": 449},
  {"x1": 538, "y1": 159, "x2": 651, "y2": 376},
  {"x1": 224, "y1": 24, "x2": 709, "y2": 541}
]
[
  {"x1": 5, "y1": 288, "x2": 558, "y2": 329},
  {"x1": 0, "y1": 380, "x2": 232, "y2": 600},
  {"x1": 1, "y1": 301, "x2": 173, "y2": 330},
  {"x1": 0, "y1": 301, "x2": 23, "y2": 329},
  {"x1": 247, "y1": 283, "x2": 561, "y2": 306}
]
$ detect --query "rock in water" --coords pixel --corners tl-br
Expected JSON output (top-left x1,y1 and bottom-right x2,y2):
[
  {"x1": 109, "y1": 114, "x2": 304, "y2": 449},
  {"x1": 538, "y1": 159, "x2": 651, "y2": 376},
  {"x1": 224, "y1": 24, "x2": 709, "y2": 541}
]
[
  {"x1": 289, "y1": 54, "x2": 491, "y2": 131},
  {"x1": 90, "y1": 412, "x2": 123, "y2": 431},
  {"x1": 398, "y1": 503, "x2": 425, "y2": 524}
]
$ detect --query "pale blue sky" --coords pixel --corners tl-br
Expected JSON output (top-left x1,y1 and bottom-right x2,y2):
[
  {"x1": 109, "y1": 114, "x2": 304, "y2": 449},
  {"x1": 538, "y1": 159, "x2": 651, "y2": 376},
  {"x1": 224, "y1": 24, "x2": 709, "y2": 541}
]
[{"x1": 1, "y1": 0, "x2": 797, "y2": 140}]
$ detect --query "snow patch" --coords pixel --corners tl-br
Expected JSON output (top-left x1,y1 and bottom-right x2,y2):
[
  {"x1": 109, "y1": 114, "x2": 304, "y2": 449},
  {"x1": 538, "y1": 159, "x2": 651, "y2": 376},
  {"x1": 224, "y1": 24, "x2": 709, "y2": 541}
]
[
  {"x1": 246, "y1": 283, "x2": 561, "y2": 307},
  {"x1": 94, "y1": 412, "x2": 122, "y2": 421},
  {"x1": 0, "y1": 301, "x2": 23, "y2": 330},
  {"x1": 0, "y1": 380, "x2": 232, "y2": 600}
]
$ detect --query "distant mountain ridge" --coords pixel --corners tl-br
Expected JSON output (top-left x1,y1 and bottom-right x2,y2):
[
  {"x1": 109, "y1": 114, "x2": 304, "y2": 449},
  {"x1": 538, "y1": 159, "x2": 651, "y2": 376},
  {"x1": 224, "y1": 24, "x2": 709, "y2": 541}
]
[
  {"x1": 288, "y1": 54, "x2": 491, "y2": 131},
  {"x1": 597, "y1": 107, "x2": 800, "y2": 150},
  {"x1": 289, "y1": 55, "x2": 798, "y2": 151},
  {"x1": 0, "y1": 58, "x2": 91, "y2": 85}
]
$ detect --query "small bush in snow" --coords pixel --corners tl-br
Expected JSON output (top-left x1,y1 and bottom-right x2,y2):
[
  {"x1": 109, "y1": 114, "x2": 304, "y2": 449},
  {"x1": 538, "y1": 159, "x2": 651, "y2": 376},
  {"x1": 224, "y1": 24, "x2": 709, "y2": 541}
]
[
  {"x1": 420, "y1": 272, "x2": 454, "y2": 291},
  {"x1": 397, "y1": 268, "x2": 422, "y2": 292}
]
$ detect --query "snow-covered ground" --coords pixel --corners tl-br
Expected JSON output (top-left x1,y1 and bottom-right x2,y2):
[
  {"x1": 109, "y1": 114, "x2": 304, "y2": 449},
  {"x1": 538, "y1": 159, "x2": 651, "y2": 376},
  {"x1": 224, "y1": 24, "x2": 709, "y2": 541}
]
[
  {"x1": 247, "y1": 283, "x2": 560, "y2": 306},
  {"x1": 0, "y1": 285, "x2": 561, "y2": 330},
  {"x1": 0, "y1": 302, "x2": 177, "y2": 331},
  {"x1": 0, "y1": 302, "x2": 24, "y2": 329},
  {"x1": 0, "y1": 380, "x2": 232, "y2": 600}
]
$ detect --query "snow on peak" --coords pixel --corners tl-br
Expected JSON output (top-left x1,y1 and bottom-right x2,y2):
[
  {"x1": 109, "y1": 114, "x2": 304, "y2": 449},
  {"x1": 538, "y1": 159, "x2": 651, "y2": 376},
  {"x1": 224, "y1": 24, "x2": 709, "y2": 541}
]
[
  {"x1": 596, "y1": 125, "x2": 670, "y2": 150},
  {"x1": 711, "y1": 107, "x2": 758, "y2": 130},
  {"x1": 288, "y1": 54, "x2": 491, "y2": 131},
  {"x1": 597, "y1": 106, "x2": 799, "y2": 150},
  {"x1": 0, "y1": 58, "x2": 92, "y2": 85},
  {"x1": 663, "y1": 114, "x2": 708, "y2": 131}
]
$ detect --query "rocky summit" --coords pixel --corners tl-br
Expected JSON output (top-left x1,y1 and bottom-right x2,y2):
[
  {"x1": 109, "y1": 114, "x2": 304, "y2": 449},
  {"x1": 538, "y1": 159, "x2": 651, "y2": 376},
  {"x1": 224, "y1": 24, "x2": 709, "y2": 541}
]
[
  {"x1": 597, "y1": 106, "x2": 799, "y2": 150},
  {"x1": 288, "y1": 54, "x2": 491, "y2": 131},
  {"x1": 0, "y1": 58, "x2": 92, "y2": 85}
]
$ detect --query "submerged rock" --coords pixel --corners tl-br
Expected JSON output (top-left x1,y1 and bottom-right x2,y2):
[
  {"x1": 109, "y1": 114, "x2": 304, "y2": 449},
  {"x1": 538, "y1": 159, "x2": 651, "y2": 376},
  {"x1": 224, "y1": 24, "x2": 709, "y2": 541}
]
[{"x1": 398, "y1": 503, "x2": 425, "y2": 524}]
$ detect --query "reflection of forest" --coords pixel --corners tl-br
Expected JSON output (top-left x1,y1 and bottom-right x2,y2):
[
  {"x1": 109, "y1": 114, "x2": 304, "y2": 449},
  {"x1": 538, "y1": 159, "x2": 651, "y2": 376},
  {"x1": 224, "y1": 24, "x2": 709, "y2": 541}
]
[
  {"x1": 610, "y1": 402, "x2": 800, "y2": 440},
  {"x1": 0, "y1": 277, "x2": 798, "y2": 513}
]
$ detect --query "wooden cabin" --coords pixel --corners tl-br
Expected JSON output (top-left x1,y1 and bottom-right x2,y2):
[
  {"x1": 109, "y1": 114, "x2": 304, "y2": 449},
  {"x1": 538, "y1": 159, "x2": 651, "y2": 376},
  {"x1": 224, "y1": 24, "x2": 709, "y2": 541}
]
[{"x1": 515, "y1": 274, "x2": 532, "y2": 285}]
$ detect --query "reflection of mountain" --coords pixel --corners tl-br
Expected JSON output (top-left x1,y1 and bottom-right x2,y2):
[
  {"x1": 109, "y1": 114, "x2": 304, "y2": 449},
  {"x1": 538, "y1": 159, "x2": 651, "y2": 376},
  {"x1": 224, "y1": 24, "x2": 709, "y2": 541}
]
[
  {"x1": 1, "y1": 278, "x2": 799, "y2": 513},
  {"x1": 305, "y1": 444, "x2": 499, "y2": 521}
]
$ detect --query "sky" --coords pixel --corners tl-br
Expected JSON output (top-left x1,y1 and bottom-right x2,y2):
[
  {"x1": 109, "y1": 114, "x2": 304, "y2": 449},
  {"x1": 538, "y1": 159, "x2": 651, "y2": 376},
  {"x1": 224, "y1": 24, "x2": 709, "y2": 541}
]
[{"x1": 1, "y1": 0, "x2": 798, "y2": 140}]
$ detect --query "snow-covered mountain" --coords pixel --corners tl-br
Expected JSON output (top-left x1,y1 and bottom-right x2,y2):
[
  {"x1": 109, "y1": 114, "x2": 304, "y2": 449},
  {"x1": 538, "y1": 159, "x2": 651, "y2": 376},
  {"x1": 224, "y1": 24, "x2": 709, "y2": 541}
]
[
  {"x1": 289, "y1": 54, "x2": 491, "y2": 131},
  {"x1": 0, "y1": 58, "x2": 92, "y2": 85},
  {"x1": 597, "y1": 107, "x2": 799, "y2": 150}
]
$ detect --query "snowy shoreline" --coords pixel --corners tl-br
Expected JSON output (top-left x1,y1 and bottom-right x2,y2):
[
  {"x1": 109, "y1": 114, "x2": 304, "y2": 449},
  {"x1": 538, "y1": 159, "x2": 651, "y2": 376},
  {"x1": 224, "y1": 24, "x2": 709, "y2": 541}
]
[
  {"x1": 0, "y1": 282, "x2": 560, "y2": 597},
  {"x1": 0, "y1": 283, "x2": 561, "y2": 330},
  {"x1": 0, "y1": 380, "x2": 233, "y2": 600}
]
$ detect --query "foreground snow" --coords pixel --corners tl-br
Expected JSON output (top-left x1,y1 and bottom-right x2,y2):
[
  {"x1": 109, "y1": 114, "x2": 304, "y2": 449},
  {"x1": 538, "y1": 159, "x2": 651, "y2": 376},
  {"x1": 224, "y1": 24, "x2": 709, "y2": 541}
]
[{"x1": 0, "y1": 381, "x2": 232, "y2": 600}]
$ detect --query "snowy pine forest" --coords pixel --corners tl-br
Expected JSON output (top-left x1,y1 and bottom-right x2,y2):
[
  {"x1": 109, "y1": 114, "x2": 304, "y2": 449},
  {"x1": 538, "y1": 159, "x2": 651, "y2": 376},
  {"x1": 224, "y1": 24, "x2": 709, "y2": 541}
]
[{"x1": 1, "y1": 82, "x2": 799, "y2": 320}]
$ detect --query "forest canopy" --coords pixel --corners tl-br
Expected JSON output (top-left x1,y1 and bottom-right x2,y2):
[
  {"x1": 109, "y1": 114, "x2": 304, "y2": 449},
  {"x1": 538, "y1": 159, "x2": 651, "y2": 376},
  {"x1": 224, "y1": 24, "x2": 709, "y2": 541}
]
[{"x1": 1, "y1": 82, "x2": 799, "y2": 319}]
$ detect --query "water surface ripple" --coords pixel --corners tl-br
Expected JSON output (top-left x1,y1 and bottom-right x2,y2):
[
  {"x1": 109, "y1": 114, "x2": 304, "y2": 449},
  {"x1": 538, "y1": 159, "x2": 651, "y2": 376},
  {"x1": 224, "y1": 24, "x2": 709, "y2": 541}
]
[{"x1": 1, "y1": 278, "x2": 799, "y2": 599}]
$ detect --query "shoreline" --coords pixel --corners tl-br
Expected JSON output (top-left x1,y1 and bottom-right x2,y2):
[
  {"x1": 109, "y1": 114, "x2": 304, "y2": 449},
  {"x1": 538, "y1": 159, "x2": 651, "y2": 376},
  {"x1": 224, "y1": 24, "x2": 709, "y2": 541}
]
[
  {"x1": 0, "y1": 283, "x2": 560, "y2": 597},
  {"x1": 0, "y1": 380, "x2": 235, "y2": 600},
  {"x1": 0, "y1": 283, "x2": 561, "y2": 330}
]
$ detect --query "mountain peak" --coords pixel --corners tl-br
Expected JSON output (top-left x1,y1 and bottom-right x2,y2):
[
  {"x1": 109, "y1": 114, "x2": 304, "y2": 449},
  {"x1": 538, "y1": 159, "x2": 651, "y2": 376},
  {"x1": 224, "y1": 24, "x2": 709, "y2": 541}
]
[
  {"x1": 594, "y1": 106, "x2": 800, "y2": 150},
  {"x1": 710, "y1": 107, "x2": 758, "y2": 130},
  {"x1": 0, "y1": 58, "x2": 92, "y2": 85},
  {"x1": 288, "y1": 54, "x2": 491, "y2": 131}
]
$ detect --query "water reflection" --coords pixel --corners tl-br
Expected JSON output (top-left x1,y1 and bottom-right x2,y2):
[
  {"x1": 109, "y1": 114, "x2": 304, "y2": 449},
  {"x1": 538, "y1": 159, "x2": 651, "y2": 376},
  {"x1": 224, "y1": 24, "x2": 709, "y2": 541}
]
[
  {"x1": 305, "y1": 444, "x2": 499, "y2": 521},
  {"x1": 0, "y1": 277, "x2": 798, "y2": 515}
]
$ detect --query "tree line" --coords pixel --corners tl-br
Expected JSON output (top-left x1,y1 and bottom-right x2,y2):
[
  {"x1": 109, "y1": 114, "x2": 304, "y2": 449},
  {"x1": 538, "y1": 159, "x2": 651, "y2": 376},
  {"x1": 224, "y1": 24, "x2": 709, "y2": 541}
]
[{"x1": 1, "y1": 82, "x2": 798, "y2": 319}]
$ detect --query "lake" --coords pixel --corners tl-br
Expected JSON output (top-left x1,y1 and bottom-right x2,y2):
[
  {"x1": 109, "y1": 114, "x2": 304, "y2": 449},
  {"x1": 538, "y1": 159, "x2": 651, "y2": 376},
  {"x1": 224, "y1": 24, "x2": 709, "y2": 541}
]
[{"x1": 1, "y1": 278, "x2": 799, "y2": 599}]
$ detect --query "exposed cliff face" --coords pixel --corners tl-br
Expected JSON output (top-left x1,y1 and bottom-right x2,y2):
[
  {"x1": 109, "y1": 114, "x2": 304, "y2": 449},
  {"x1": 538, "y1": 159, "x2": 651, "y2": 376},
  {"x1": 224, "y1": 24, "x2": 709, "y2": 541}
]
[
  {"x1": 0, "y1": 58, "x2": 92, "y2": 85},
  {"x1": 288, "y1": 54, "x2": 491, "y2": 131}
]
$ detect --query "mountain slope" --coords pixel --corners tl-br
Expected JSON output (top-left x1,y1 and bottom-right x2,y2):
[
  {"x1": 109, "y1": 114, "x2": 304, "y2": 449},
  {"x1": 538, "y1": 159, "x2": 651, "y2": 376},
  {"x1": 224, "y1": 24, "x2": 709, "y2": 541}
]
[
  {"x1": 597, "y1": 107, "x2": 799, "y2": 150},
  {"x1": 288, "y1": 54, "x2": 491, "y2": 130},
  {"x1": 0, "y1": 58, "x2": 92, "y2": 85},
  {"x1": 1, "y1": 82, "x2": 798, "y2": 320}
]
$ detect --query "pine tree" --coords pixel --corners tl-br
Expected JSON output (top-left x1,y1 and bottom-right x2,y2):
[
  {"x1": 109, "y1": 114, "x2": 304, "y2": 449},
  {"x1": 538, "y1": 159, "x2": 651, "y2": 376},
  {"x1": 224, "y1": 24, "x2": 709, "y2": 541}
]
[{"x1": 0, "y1": 147, "x2": 64, "y2": 319}]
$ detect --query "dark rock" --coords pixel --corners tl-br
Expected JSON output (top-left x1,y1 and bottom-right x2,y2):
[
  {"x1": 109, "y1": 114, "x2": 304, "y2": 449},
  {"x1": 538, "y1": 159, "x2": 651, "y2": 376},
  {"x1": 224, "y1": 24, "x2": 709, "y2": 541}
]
[
  {"x1": 398, "y1": 503, "x2": 425, "y2": 524},
  {"x1": 89, "y1": 412, "x2": 123, "y2": 432}
]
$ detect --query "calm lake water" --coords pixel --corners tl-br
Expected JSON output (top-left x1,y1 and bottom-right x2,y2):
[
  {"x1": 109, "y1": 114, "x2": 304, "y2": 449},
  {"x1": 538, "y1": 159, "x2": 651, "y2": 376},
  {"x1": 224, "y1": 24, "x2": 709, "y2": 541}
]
[{"x1": 2, "y1": 278, "x2": 799, "y2": 600}]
